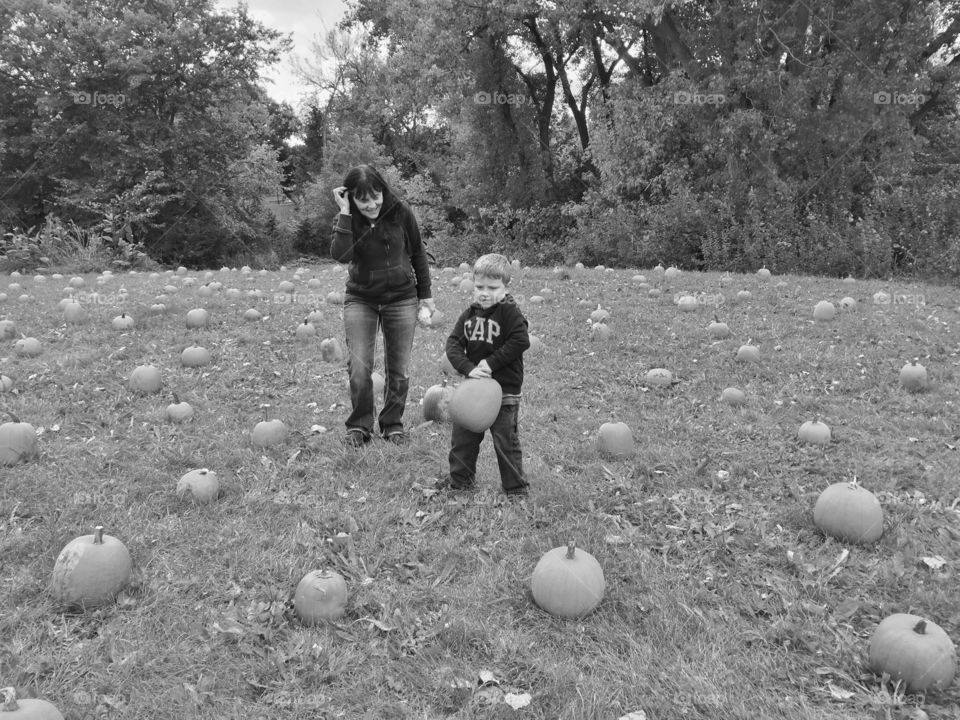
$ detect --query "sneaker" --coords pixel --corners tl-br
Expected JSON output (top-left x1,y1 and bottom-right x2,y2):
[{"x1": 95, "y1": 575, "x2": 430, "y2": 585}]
[
  {"x1": 505, "y1": 487, "x2": 529, "y2": 499},
  {"x1": 342, "y1": 429, "x2": 370, "y2": 447},
  {"x1": 383, "y1": 430, "x2": 407, "y2": 445}
]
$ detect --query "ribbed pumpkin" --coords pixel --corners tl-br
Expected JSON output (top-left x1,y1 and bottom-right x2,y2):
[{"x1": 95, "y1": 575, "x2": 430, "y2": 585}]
[
  {"x1": 531, "y1": 541, "x2": 605, "y2": 618},
  {"x1": 448, "y1": 378, "x2": 502, "y2": 432},
  {"x1": 0, "y1": 687, "x2": 64, "y2": 720},
  {"x1": 421, "y1": 380, "x2": 454, "y2": 423},
  {"x1": 0, "y1": 415, "x2": 38, "y2": 466},
  {"x1": 51, "y1": 526, "x2": 132, "y2": 608},
  {"x1": 176, "y1": 468, "x2": 220, "y2": 504},
  {"x1": 294, "y1": 569, "x2": 348, "y2": 624},
  {"x1": 869, "y1": 614, "x2": 957, "y2": 692},
  {"x1": 813, "y1": 480, "x2": 883, "y2": 544}
]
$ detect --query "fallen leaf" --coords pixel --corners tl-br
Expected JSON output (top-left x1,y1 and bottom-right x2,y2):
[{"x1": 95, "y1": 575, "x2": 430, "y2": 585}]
[
  {"x1": 920, "y1": 555, "x2": 947, "y2": 570},
  {"x1": 504, "y1": 692, "x2": 532, "y2": 709},
  {"x1": 618, "y1": 712, "x2": 647, "y2": 720}
]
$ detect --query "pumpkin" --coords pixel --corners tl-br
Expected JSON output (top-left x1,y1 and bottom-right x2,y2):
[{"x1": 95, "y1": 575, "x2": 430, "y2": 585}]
[
  {"x1": 421, "y1": 380, "x2": 453, "y2": 422},
  {"x1": 111, "y1": 312, "x2": 135, "y2": 330},
  {"x1": 295, "y1": 319, "x2": 317, "y2": 340},
  {"x1": 294, "y1": 569, "x2": 348, "y2": 624},
  {"x1": 677, "y1": 295, "x2": 699, "y2": 312},
  {"x1": 0, "y1": 374, "x2": 14, "y2": 392},
  {"x1": 707, "y1": 315, "x2": 730, "y2": 338},
  {"x1": 798, "y1": 418, "x2": 831, "y2": 445},
  {"x1": 813, "y1": 480, "x2": 883, "y2": 544},
  {"x1": 644, "y1": 368, "x2": 673, "y2": 388},
  {"x1": 839, "y1": 296, "x2": 856, "y2": 309},
  {"x1": 597, "y1": 422, "x2": 634, "y2": 458},
  {"x1": 720, "y1": 387, "x2": 746, "y2": 405},
  {"x1": 458, "y1": 278, "x2": 474, "y2": 293},
  {"x1": 869, "y1": 614, "x2": 957, "y2": 692},
  {"x1": 13, "y1": 337, "x2": 41, "y2": 357},
  {"x1": 531, "y1": 541, "x2": 605, "y2": 618},
  {"x1": 812, "y1": 300, "x2": 836, "y2": 321},
  {"x1": 165, "y1": 394, "x2": 194, "y2": 422},
  {"x1": 0, "y1": 415, "x2": 37, "y2": 466},
  {"x1": 51, "y1": 525, "x2": 132, "y2": 608},
  {"x1": 320, "y1": 338, "x2": 344, "y2": 362},
  {"x1": 180, "y1": 345, "x2": 211, "y2": 368},
  {"x1": 756, "y1": 267, "x2": 772, "y2": 279},
  {"x1": 277, "y1": 280, "x2": 295, "y2": 294},
  {"x1": 251, "y1": 419, "x2": 288, "y2": 447},
  {"x1": 128, "y1": 364, "x2": 162, "y2": 394},
  {"x1": 448, "y1": 378, "x2": 502, "y2": 432},
  {"x1": 176, "y1": 468, "x2": 220, "y2": 504},
  {"x1": 589, "y1": 305, "x2": 610, "y2": 323},
  {"x1": 591, "y1": 322, "x2": 611, "y2": 340},
  {"x1": 899, "y1": 360, "x2": 928, "y2": 392},
  {"x1": 0, "y1": 319, "x2": 17, "y2": 340},
  {"x1": 62, "y1": 301, "x2": 87, "y2": 323},
  {"x1": 0, "y1": 687, "x2": 63, "y2": 720},
  {"x1": 736, "y1": 290, "x2": 752, "y2": 302},
  {"x1": 325, "y1": 291, "x2": 344, "y2": 305},
  {"x1": 185, "y1": 308, "x2": 209, "y2": 328},
  {"x1": 736, "y1": 344, "x2": 760, "y2": 362},
  {"x1": 242, "y1": 308, "x2": 262, "y2": 322}
]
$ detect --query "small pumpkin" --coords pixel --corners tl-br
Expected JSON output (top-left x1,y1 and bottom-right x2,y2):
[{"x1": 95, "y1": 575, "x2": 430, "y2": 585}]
[
  {"x1": 597, "y1": 421, "x2": 634, "y2": 458},
  {"x1": 899, "y1": 359, "x2": 928, "y2": 392},
  {"x1": 320, "y1": 338, "x2": 344, "y2": 362},
  {"x1": 0, "y1": 687, "x2": 64, "y2": 720},
  {"x1": 813, "y1": 480, "x2": 883, "y2": 544},
  {"x1": 180, "y1": 345, "x2": 211, "y2": 368},
  {"x1": 0, "y1": 319, "x2": 17, "y2": 340},
  {"x1": 869, "y1": 613, "x2": 957, "y2": 692},
  {"x1": 294, "y1": 569, "x2": 348, "y2": 624},
  {"x1": 720, "y1": 387, "x2": 746, "y2": 405},
  {"x1": 798, "y1": 418, "x2": 831, "y2": 445},
  {"x1": 0, "y1": 414, "x2": 37, "y2": 466},
  {"x1": 421, "y1": 380, "x2": 454, "y2": 423},
  {"x1": 736, "y1": 344, "x2": 760, "y2": 362},
  {"x1": 644, "y1": 368, "x2": 673, "y2": 388},
  {"x1": 295, "y1": 319, "x2": 317, "y2": 340},
  {"x1": 128, "y1": 364, "x2": 162, "y2": 393},
  {"x1": 531, "y1": 541, "x2": 605, "y2": 618},
  {"x1": 111, "y1": 312, "x2": 135, "y2": 330},
  {"x1": 185, "y1": 308, "x2": 209, "y2": 328},
  {"x1": 677, "y1": 295, "x2": 699, "y2": 312},
  {"x1": 165, "y1": 394, "x2": 194, "y2": 422},
  {"x1": 13, "y1": 337, "x2": 41, "y2": 357},
  {"x1": 62, "y1": 300, "x2": 87, "y2": 323},
  {"x1": 812, "y1": 300, "x2": 836, "y2": 321},
  {"x1": 251, "y1": 419, "x2": 288, "y2": 448},
  {"x1": 448, "y1": 378, "x2": 502, "y2": 433},
  {"x1": 51, "y1": 525, "x2": 132, "y2": 608},
  {"x1": 707, "y1": 314, "x2": 730, "y2": 338},
  {"x1": 176, "y1": 468, "x2": 220, "y2": 504}
]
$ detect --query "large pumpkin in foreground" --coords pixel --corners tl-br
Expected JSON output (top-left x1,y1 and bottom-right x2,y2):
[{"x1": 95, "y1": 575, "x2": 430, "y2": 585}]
[
  {"x1": 531, "y1": 541, "x2": 605, "y2": 618},
  {"x1": 869, "y1": 613, "x2": 957, "y2": 692},
  {"x1": 0, "y1": 687, "x2": 63, "y2": 720},
  {"x1": 448, "y1": 378, "x2": 502, "y2": 432},
  {"x1": 51, "y1": 526, "x2": 132, "y2": 608}
]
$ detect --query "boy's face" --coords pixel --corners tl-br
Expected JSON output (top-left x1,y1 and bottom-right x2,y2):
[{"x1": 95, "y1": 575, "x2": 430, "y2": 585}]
[{"x1": 473, "y1": 275, "x2": 507, "y2": 309}]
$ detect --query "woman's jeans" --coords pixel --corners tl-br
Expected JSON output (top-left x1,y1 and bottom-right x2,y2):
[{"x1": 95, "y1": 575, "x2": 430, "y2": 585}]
[{"x1": 343, "y1": 296, "x2": 418, "y2": 436}]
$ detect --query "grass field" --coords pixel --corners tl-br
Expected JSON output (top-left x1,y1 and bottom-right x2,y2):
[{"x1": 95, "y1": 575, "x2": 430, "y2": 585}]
[{"x1": 1, "y1": 261, "x2": 958, "y2": 720}]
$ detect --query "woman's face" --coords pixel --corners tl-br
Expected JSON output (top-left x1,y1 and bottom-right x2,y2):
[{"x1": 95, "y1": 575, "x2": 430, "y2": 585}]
[{"x1": 352, "y1": 190, "x2": 383, "y2": 220}]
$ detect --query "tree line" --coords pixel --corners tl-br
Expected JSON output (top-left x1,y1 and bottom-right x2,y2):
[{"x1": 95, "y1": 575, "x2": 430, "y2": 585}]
[{"x1": 2, "y1": 0, "x2": 959, "y2": 276}]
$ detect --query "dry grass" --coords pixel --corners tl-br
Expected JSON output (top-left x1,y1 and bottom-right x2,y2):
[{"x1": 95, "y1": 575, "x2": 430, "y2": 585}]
[{"x1": 1, "y1": 263, "x2": 959, "y2": 720}]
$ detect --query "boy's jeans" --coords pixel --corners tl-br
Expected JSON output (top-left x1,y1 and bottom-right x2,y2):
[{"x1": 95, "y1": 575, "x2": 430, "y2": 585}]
[
  {"x1": 449, "y1": 402, "x2": 527, "y2": 493},
  {"x1": 343, "y1": 296, "x2": 418, "y2": 436}
]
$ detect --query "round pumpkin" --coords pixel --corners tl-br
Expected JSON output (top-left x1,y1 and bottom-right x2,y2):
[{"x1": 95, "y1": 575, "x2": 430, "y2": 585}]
[
  {"x1": 645, "y1": 368, "x2": 673, "y2": 388},
  {"x1": 180, "y1": 345, "x2": 211, "y2": 368},
  {"x1": 448, "y1": 378, "x2": 502, "y2": 432},
  {"x1": 899, "y1": 360, "x2": 928, "y2": 392},
  {"x1": 720, "y1": 387, "x2": 746, "y2": 405},
  {"x1": 166, "y1": 396, "x2": 194, "y2": 422},
  {"x1": 295, "y1": 319, "x2": 317, "y2": 340},
  {"x1": 111, "y1": 312, "x2": 135, "y2": 330},
  {"x1": 320, "y1": 338, "x2": 344, "y2": 362},
  {"x1": 597, "y1": 421, "x2": 634, "y2": 458},
  {"x1": 813, "y1": 481, "x2": 883, "y2": 544},
  {"x1": 707, "y1": 316, "x2": 730, "y2": 338},
  {"x1": 294, "y1": 569, "x2": 348, "y2": 624},
  {"x1": 421, "y1": 381, "x2": 454, "y2": 423},
  {"x1": 869, "y1": 613, "x2": 957, "y2": 692},
  {"x1": 813, "y1": 300, "x2": 836, "y2": 321},
  {"x1": 128, "y1": 364, "x2": 162, "y2": 393},
  {"x1": 176, "y1": 468, "x2": 220, "y2": 504},
  {"x1": 0, "y1": 687, "x2": 63, "y2": 720},
  {"x1": 185, "y1": 308, "x2": 209, "y2": 328},
  {"x1": 0, "y1": 416, "x2": 38, "y2": 466},
  {"x1": 13, "y1": 337, "x2": 41, "y2": 357},
  {"x1": 251, "y1": 419, "x2": 288, "y2": 447},
  {"x1": 798, "y1": 418, "x2": 831, "y2": 445},
  {"x1": 531, "y1": 541, "x2": 605, "y2": 618},
  {"x1": 51, "y1": 526, "x2": 132, "y2": 608}
]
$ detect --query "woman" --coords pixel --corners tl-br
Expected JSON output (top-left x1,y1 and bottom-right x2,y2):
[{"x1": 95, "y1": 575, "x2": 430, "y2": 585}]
[{"x1": 330, "y1": 164, "x2": 435, "y2": 446}]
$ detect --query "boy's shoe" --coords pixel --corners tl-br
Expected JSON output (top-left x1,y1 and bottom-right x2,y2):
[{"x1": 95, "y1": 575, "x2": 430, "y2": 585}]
[
  {"x1": 505, "y1": 487, "x2": 529, "y2": 499},
  {"x1": 342, "y1": 429, "x2": 371, "y2": 447},
  {"x1": 383, "y1": 430, "x2": 407, "y2": 445}
]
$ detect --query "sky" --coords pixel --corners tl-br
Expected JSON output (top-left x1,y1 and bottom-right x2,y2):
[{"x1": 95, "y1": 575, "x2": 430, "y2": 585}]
[{"x1": 215, "y1": 0, "x2": 349, "y2": 108}]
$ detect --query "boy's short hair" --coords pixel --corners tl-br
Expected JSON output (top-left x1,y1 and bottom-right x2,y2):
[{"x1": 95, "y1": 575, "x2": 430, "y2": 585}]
[{"x1": 473, "y1": 253, "x2": 512, "y2": 284}]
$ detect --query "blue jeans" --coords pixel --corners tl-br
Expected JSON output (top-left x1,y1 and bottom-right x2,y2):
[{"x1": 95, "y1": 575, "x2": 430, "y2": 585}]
[
  {"x1": 343, "y1": 296, "x2": 418, "y2": 436},
  {"x1": 449, "y1": 403, "x2": 527, "y2": 493}
]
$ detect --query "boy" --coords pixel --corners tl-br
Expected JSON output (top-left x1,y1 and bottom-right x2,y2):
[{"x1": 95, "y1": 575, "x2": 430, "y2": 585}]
[{"x1": 441, "y1": 254, "x2": 531, "y2": 496}]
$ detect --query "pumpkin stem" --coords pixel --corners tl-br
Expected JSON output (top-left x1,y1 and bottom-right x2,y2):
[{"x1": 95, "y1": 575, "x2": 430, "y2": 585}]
[
  {"x1": 565, "y1": 541, "x2": 576, "y2": 560},
  {"x1": 93, "y1": 526, "x2": 105, "y2": 544},
  {"x1": 5, "y1": 411, "x2": 21, "y2": 423},
  {"x1": 1, "y1": 687, "x2": 18, "y2": 711},
  {"x1": 913, "y1": 620, "x2": 927, "y2": 635}
]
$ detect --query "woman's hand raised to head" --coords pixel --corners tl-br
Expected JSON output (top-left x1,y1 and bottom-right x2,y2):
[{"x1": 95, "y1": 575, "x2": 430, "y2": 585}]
[{"x1": 333, "y1": 186, "x2": 351, "y2": 214}]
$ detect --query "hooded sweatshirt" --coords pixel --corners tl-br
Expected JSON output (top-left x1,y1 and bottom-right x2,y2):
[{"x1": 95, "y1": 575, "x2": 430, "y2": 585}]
[
  {"x1": 445, "y1": 295, "x2": 530, "y2": 395},
  {"x1": 330, "y1": 195, "x2": 432, "y2": 304}
]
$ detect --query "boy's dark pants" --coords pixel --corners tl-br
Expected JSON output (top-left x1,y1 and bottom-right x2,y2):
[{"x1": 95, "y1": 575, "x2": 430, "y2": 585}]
[{"x1": 449, "y1": 402, "x2": 527, "y2": 493}]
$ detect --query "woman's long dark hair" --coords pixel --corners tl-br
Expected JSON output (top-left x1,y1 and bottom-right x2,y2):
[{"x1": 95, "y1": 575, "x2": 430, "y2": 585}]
[{"x1": 342, "y1": 164, "x2": 397, "y2": 234}]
